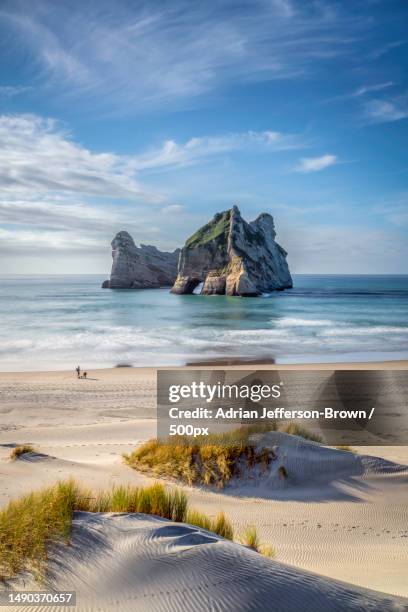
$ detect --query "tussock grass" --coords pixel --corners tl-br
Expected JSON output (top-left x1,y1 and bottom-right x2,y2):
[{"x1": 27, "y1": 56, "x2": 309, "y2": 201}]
[
  {"x1": 68, "y1": 482, "x2": 188, "y2": 521},
  {"x1": 185, "y1": 509, "x2": 212, "y2": 531},
  {"x1": 0, "y1": 480, "x2": 76, "y2": 581},
  {"x1": 335, "y1": 445, "x2": 356, "y2": 453},
  {"x1": 125, "y1": 423, "x2": 322, "y2": 488},
  {"x1": 280, "y1": 423, "x2": 324, "y2": 444},
  {"x1": 0, "y1": 480, "x2": 240, "y2": 582},
  {"x1": 213, "y1": 512, "x2": 233, "y2": 540},
  {"x1": 0, "y1": 481, "x2": 187, "y2": 581},
  {"x1": 239, "y1": 525, "x2": 275, "y2": 558},
  {"x1": 186, "y1": 509, "x2": 233, "y2": 540},
  {"x1": 124, "y1": 424, "x2": 276, "y2": 488},
  {"x1": 239, "y1": 525, "x2": 259, "y2": 550},
  {"x1": 258, "y1": 543, "x2": 275, "y2": 558},
  {"x1": 10, "y1": 444, "x2": 35, "y2": 460}
]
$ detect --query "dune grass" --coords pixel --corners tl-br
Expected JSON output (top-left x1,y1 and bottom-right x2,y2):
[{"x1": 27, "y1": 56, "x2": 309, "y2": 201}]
[
  {"x1": 124, "y1": 426, "x2": 275, "y2": 488},
  {"x1": 335, "y1": 445, "x2": 356, "y2": 453},
  {"x1": 239, "y1": 525, "x2": 275, "y2": 558},
  {"x1": 185, "y1": 508, "x2": 233, "y2": 540},
  {"x1": 239, "y1": 525, "x2": 259, "y2": 550},
  {"x1": 185, "y1": 508, "x2": 212, "y2": 531},
  {"x1": 9, "y1": 444, "x2": 35, "y2": 460},
  {"x1": 0, "y1": 481, "x2": 76, "y2": 580},
  {"x1": 124, "y1": 422, "x2": 322, "y2": 488},
  {"x1": 281, "y1": 423, "x2": 324, "y2": 444},
  {"x1": 0, "y1": 480, "x2": 239, "y2": 582},
  {"x1": 212, "y1": 512, "x2": 234, "y2": 540}
]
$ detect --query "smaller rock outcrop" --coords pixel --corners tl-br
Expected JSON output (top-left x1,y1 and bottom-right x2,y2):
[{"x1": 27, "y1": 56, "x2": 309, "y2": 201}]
[
  {"x1": 102, "y1": 231, "x2": 180, "y2": 289},
  {"x1": 171, "y1": 206, "x2": 292, "y2": 296}
]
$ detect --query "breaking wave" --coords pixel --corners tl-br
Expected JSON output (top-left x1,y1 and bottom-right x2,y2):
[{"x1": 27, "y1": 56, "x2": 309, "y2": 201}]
[{"x1": 0, "y1": 274, "x2": 407, "y2": 370}]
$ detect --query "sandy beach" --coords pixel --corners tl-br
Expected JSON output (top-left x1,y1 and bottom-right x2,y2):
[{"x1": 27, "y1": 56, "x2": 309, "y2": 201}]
[{"x1": 0, "y1": 363, "x2": 407, "y2": 606}]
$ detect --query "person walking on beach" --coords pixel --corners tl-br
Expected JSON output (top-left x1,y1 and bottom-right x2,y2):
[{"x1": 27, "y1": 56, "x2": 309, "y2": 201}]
[
  {"x1": 75, "y1": 365, "x2": 81, "y2": 378},
  {"x1": 83, "y1": 371, "x2": 87, "y2": 379}
]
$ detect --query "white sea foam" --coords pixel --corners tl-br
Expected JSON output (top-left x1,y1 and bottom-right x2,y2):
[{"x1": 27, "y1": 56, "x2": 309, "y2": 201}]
[
  {"x1": 323, "y1": 326, "x2": 408, "y2": 336},
  {"x1": 0, "y1": 275, "x2": 407, "y2": 369},
  {"x1": 274, "y1": 317, "x2": 334, "y2": 327}
]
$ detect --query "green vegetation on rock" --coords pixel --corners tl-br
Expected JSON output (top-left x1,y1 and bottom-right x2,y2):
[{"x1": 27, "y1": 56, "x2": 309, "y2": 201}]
[{"x1": 185, "y1": 210, "x2": 231, "y2": 248}]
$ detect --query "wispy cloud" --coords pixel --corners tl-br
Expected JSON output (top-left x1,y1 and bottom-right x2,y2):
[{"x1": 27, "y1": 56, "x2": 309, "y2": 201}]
[
  {"x1": 322, "y1": 81, "x2": 395, "y2": 105},
  {"x1": 0, "y1": 199, "x2": 117, "y2": 232},
  {"x1": 293, "y1": 154, "x2": 337, "y2": 173},
  {"x1": 133, "y1": 131, "x2": 304, "y2": 171},
  {"x1": 0, "y1": 113, "x2": 305, "y2": 255},
  {"x1": 0, "y1": 113, "x2": 168, "y2": 255},
  {"x1": 353, "y1": 82, "x2": 394, "y2": 97},
  {"x1": 372, "y1": 193, "x2": 408, "y2": 226},
  {"x1": 0, "y1": 0, "x2": 366, "y2": 112},
  {"x1": 283, "y1": 223, "x2": 408, "y2": 274},
  {"x1": 0, "y1": 114, "x2": 156, "y2": 201},
  {"x1": 161, "y1": 204, "x2": 184, "y2": 214},
  {"x1": 369, "y1": 40, "x2": 406, "y2": 60},
  {"x1": 364, "y1": 96, "x2": 408, "y2": 123},
  {"x1": 0, "y1": 85, "x2": 32, "y2": 98}
]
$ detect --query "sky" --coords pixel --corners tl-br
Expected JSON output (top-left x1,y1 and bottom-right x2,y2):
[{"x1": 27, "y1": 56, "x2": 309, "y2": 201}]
[{"x1": 0, "y1": 0, "x2": 407, "y2": 274}]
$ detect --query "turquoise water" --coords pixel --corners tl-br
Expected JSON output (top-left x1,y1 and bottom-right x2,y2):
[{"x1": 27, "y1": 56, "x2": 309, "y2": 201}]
[{"x1": 0, "y1": 275, "x2": 407, "y2": 371}]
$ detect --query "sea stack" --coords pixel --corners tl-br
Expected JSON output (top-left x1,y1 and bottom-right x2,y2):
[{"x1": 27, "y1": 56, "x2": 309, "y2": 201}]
[
  {"x1": 102, "y1": 231, "x2": 180, "y2": 289},
  {"x1": 171, "y1": 206, "x2": 292, "y2": 296}
]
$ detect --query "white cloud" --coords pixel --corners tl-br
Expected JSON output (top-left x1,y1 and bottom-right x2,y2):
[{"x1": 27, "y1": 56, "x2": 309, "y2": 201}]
[
  {"x1": 0, "y1": 113, "x2": 170, "y2": 256},
  {"x1": 0, "y1": 0, "x2": 366, "y2": 112},
  {"x1": 0, "y1": 85, "x2": 31, "y2": 97},
  {"x1": 0, "y1": 115, "x2": 303, "y2": 204},
  {"x1": 372, "y1": 194, "x2": 408, "y2": 226},
  {"x1": 294, "y1": 154, "x2": 337, "y2": 173},
  {"x1": 133, "y1": 131, "x2": 303, "y2": 171},
  {"x1": 364, "y1": 97, "x2": 408, "y2": 123},
  {"x1": 0, "y1": 199, "x2": 117, "y2": 231},
  {"x1": 353, "y1": 82, "x2": 394, "y2": 97},
  {"x1": 0, "y1": 113, "x2": 305, "y2": 257},
  {"x1": 161, "y1": 204, "x2": 184, "y2": 214},
  {"x1": 0, "y1": 114, "x2": 157, "y2": 201},
  {"x1": 369, "y1": 40, "x2": 406, "y2": 60},
  {"x1": 0, "y1": 226, "x2": 104, "y2": 251},
  {"x1": 281, "y1": 223, "x2": 408, "y2": 274}
]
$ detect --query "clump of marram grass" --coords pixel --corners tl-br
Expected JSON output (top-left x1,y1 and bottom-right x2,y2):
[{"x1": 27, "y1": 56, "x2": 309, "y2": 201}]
[
  {"x1": 124, "y1": 424, "x2": 277, "y2": 489},
  {"x1": 0, "y1": 480, "x2": 187, "y2": 581},
  {"x1": 0, "y1": 480, "x2": 246, "y2": 582},
  {"x1": 239, "y1": 525, "x2": 275, "y2": 558},
  {"x1": 0, "y1": 480, "x2": 77, "y2": 581},
  {"x1": 185, "y1": 509, "x2": 212, "y2": 531},
  {"x1": 335, "y1": 445, "x2": 356, "y2": 453},
  {"x1": 258, "y1": 543, "x2": 275, "y2": 558},
  {"x1": 72, "y1": 482, "x2": 188, "y2": 522},
  {"x1": 186, "y1": 509, "x2": 233, "y2": 540},
  {"x1": 213, "y1": 512, "x2": 233, "y2": 540},
  {"x1": 9, "y1": 444, "x2": 35, "y2": 460},
  {"x1": 279, "y1": 423, "x2": 324, "y2": 444},
  {"x1": 124, "y1": 422, "x2": 322, "y2": 488},
  {"x1": 239, "y1": 525, "x2": 259, "y2": 550}
]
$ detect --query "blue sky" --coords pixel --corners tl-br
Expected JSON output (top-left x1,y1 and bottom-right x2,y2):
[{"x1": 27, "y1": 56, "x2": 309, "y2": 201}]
[{"x1": 0, "y1": 0, "x2": 407, "y2": 273}]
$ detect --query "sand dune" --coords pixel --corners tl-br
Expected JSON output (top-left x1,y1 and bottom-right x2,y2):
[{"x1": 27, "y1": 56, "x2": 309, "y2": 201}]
[
  {"x1": 224, "y1": 431, "x2": 408, "y2": 498},
  {"x1": 1, "y1": 366, "x2": 407, "y2": 603},
  {"x1": 6, "y1": 512, "x2": 407, "y2": 612}
]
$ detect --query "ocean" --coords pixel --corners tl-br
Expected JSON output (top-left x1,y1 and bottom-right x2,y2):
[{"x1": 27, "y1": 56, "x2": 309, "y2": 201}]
[{"x1": 0, "y1": 274, "x2": 407, "y2": 371}]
